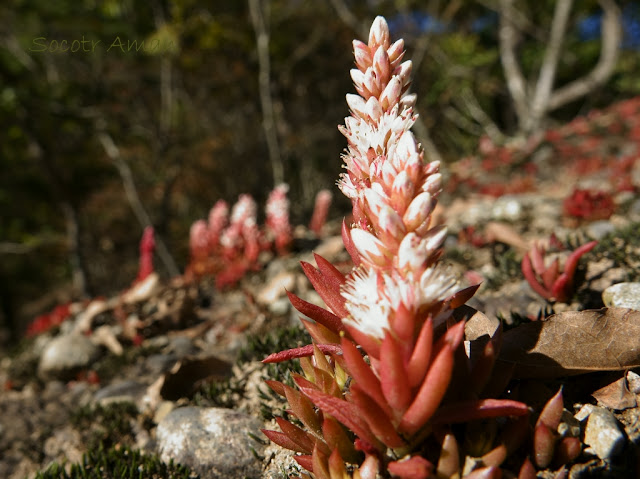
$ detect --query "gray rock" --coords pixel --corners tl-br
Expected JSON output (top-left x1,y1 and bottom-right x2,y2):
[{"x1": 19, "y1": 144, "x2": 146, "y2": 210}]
[
  {"x1": 586, "y1": 220, "x2": 617, "y2": 240},
  {"x1": 581, "y1": 405, "x2": 626, "y2": 460},
  {"x1": 94, "y1": 380, "x2": 147, "y2": 405},
  {"x1": 156, "y1": 407, "x2": 265, "y2": 479},
  {"x1": 602, "y1": 282, "x2": 640, "y2": 310},
  {"x1": 38, "y1": 333, "x2": 100, "y2": 378}
]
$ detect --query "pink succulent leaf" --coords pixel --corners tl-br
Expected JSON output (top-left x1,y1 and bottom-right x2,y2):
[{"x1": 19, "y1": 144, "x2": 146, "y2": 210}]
[
  {"x1": 311, "y1": 445, "x2": 331, "y2": 479},
  {"x1": 562, "y1": 240, "x2": 597, "y2": 280},
  {"x1": 283, "y1": 384, "x2": 322, "y2": 434},
  {"x1": 262, "y1": 428, "x2": 312, "y2": 454},
  {"x1": 407, "y1": 318, "x2": 433, "y2": 389},
  {"x1": 555, "y1": 436, "x2": 582, "y2": 465},
  {"x1": 448, "y1": 283, "x2": 480, "y2": 309},
  {"x1": 340, "y1": 337, "x2": 391, "y2": 417},
  {"x1": 286, "y1": 291, "x2": 345, "y2": 333},
  {"x1": 530, "y1": 243, "x2": 547, "y2": 276},
  {"x1": 328, "y1": 450, "x2": 347, "y2": 478},
  {"x1": 542, "y1": 257, "x2": 560, "y2": 291},
  {"x1": 536, "y1": 387, "x2": 564, "y2": 430},
  {"x1": 342, "y1": 219, "x2": 362, "y2": 267},
  {"x1": 380, "y1": 330, "x2": 412, "y2": 413},
  {"x1": 433, "y1": 399, "x2": 530, "y2": 424},
  {"x1": 314, "y1": 253, "x2": 347, "y2": 289},
  {"x1": 301, "y1": 261, "x2": 350, "y2": 319},
  {"x1": 322, "y1": 417, "x2": 360, "y2": 464},
  {"x1": 517, "y1": 457, "x2": 537, "y2": 479},
  {"x1": 262, "y1": 344, "x2": 343, "y2": 364},
  {"x1": 264, "y1": 379, "x2": 286, "y2": 397},
  {"x1": 293, "y1": 455, "x2": 313, "y2": 473},
  {"x1": 387, "y1": 455, "x2": 433, "y2": 479},
  {"x1": 275, "y1": 416, "x2": 315, "y2": 453},
  {"x1": 299, "y1": 387, "x2": 383, "y2": 452},
  {"x1": 399, "y1": 343, "x2": 454, "y2": 436},
  {"x1": 551, "y1": 274, "x2": 572, "y2": 303},
  {"x1": 350, "y1": 385, "x2": 406, "y2": 448},
  {"x1": 463, "y1": 466, "x2": 502, "y2": 479},
  {"x1": 522, "y1": 252, "x2": 554, "y2": 300},
  {"x1": 533, "y1": 422, "x2": 556, "y2": 469},
  {"x1": 344, "y1": 323, "x2": 382, "y2": 359}
]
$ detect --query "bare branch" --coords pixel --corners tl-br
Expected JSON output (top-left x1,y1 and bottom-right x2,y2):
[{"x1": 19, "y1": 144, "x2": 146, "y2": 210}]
[
  {"x1": 498, "y1": 0, "x2": 530, "y2": 126},
  {"x1": 248, "y1": 0, "x2": 284, "y2": 186},
  {"x1": 526, "y1": 0, "x2": 574, "y2": 133},
  {"x1": 328, "y1": 0, "x2": 367, "y2": 38},
  {"x1": 97, "y1": 130, "x2": 180, "y2": 278},
  {"x1": 548, "y1": 0, "x2": 622, "y2": 111}
]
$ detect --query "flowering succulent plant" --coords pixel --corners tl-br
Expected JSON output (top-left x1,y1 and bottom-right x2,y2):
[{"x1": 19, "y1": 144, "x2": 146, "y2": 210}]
[
  {"x1": 262, "y1": 17, "x2": 539, "y2": 478},
  {"x1": 521, "y1": 239, "x2": 597, "y2": 303}
]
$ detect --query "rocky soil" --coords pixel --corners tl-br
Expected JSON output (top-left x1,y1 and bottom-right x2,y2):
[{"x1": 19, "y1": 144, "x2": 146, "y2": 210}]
[{"x1": 1, "y1": 147, "x2": 640, "y2": 478}]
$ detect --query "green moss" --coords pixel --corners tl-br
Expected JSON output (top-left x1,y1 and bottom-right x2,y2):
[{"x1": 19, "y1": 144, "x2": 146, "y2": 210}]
[
  {"x1": 238, "y1": 324, "x2": 310, "y2": 364},
  {"x1": 590, "y1": 221, "x2": 640, "y2": 282},
  {"x1": 34, "y1": 443, "x2": 197, "y2": 479},
  {"x1": 70, "y1": 402, "x2": 140, "y2": 450},
  {"x1": 485, "y1": 247, "x2": 521, "y2": 291}
]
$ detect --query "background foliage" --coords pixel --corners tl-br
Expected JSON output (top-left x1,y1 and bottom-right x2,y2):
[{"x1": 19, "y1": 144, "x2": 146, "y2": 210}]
[{"x1": 1, "y1": 0, "x2": 638, "y2": 340}]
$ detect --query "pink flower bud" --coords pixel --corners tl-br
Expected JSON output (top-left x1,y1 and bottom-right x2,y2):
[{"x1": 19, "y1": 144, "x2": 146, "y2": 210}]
[
  {"x1": 379, "y1": 76, "x2": 402, "y2": 111},
  {"x1": 365, "y1": 96, "x2": 383, "y2": 122},
  {"x1": 368, "y1": 16, "x2": 390, "y2": 51},
  {"x1": 372, "y1": 46, "x2": 390, "y2": 83},
  {"x1": 387, "y1": 39, "x2": 405, "y2": 65},
  {"x1": 346, "y1": 93, "x2": 367, "y2": 119},
  {"x1": 403, "y1": 191, "x2": 435, "y2": 232},
  {"x1": 353, "y1": 39, "x2": 372, "y2": 71},
  {"x1": 350, "y1": 228, "x2": 390, "y2": 267}
]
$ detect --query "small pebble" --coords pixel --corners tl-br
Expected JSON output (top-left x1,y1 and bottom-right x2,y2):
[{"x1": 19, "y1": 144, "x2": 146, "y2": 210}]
[
  {"x1": 580, "y1": 405, "x2": 626, "y2": 460},
  {"x1": 38, "y1": 333, "x2": 101, "y2": 378},
  {"x1": 602, "y1": 282, "x2": 640, "y2": 310}
]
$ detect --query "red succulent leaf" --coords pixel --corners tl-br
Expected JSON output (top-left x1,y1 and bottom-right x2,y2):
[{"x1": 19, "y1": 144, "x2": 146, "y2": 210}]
[
  {"x1": 299, "y1": 386, "x2": 383, "y2": 452},
  {"x1": 380, "y1": 330, "x2": 412, "y2": 413},
  {"x1": 262, "y1": 428, "x2": 311, "y2": 454},
  {"x1": 463, "y1": 466, "x2": 502, "y2": 479},
  {"x1": 302, "y1": 319, "x2": 341, "y2": 345},
  {"x1": 522, "y1": 252, "x2": 553, "y2": 300},
  {"x1": 301, "y1": 261, "x2": 349, "y2": 319},
  {"x1": 400, "y1": 343, "x2": 454, "y2": 436},
  {"x1": 448, "y1": 283, "x2": 480, "y2": 309},
  {"x1": 342, "y1": 219, "x2": 362, "y2": 267},
  {"x1": 530, "y1": 243, "x2": 547, "y2": 276},
  {"x1": 537, "y1": 387, "x2": 564, "y2": 430},
  {"x1": 433, "y1": 399, "x2": 529, "y2": 424},
  {"x1": 561, "y1": 240, "x2": 597, "y2": 283},
  {"x1": 541, "y1": 258, "x2": 560, "y2": 291},
  {"x1": 350, "y1": 384, "x2": 406, "y2": 448},
  {"x1": 265, "y1": 379, "x2": 286, "y2": 397},
  {"x1": 322, "y1": 417, "x2": 360, "y2": 464},
  {"x1": 554, "y1": 436, "x2": 581, "y2": 467},
  {"x1": 391, "y1": 301, "x2": 414, "y2": 342},
  {"x1": 314, "y1": 252, "x2": 346, "y2": 287},
  {"x1": 294, "y1": 455, "x2": 313, "y2": 472},
  {"x1": 344, "y1": 323, "x2": 381, "y2": 359},
  {"x1": 340, "y1": 338, "x2": 391, "y2": 417},
  {"x1": 293, "y1": 372, "x2": 320, "y2": 391},
  {"x1": 262, "y1": 343, "x2": 343, "y2": 363},
  {"x1": 283, "y1": 384, "x2": 322, "y2": 434},
  {"x1": 287, "y1": 291, "x2": 345, "y2": 334},
  {"x1": 275, "y1": 417, "x2": 315, "y2": 454},
  {"x1": 517, "y1": 457, "x2": 537, "y2": 479},
  {"x1": 533, "y1": 422, "x2": 556, "y2": 469},
  {"x1": 407, "y1": 318, "x2": 433, "y2": 388},
  {"x1": 328, "y1": 449, "x2": 347, "y2": 478},
  {"x1": 387, "y1": 455, "x2": 433, "y2": 479},
  {"x1": 312, "y1": 442, "x2": 333, "y2": 476}
]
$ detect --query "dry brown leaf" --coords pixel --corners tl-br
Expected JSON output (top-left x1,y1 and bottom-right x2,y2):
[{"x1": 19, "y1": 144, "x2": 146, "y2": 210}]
[
  {"x1": 591, "y1": 375, "x2": 637, "y2": 410},
  {"x1": 498, "y1": 308, "x2": 640, "y2": 378}
]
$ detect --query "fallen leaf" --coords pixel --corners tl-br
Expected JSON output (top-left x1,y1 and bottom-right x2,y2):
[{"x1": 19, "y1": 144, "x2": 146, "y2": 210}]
[
  {"x1": 499, "y1": 308, "x2": 640, "y2": 378},
  {"x1": 591, "y1": 375, "x2": 637, "y2": 410}
]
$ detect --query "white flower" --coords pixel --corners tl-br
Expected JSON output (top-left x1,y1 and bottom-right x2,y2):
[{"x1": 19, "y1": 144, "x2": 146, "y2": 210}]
[{"x1": 342, "y1": 268, "x2": 391, "y2": 340}]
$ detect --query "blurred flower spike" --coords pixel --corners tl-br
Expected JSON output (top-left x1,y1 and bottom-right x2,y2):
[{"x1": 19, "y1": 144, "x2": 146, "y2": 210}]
[{"x1": 263, "y1": 16, "x2": 529, "y2": 479}]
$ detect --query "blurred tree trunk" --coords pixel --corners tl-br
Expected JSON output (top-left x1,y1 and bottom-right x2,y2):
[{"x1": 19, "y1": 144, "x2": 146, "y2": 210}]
[{"x1": 499, "y1": 0, "x2": 622, "y2": 137}]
